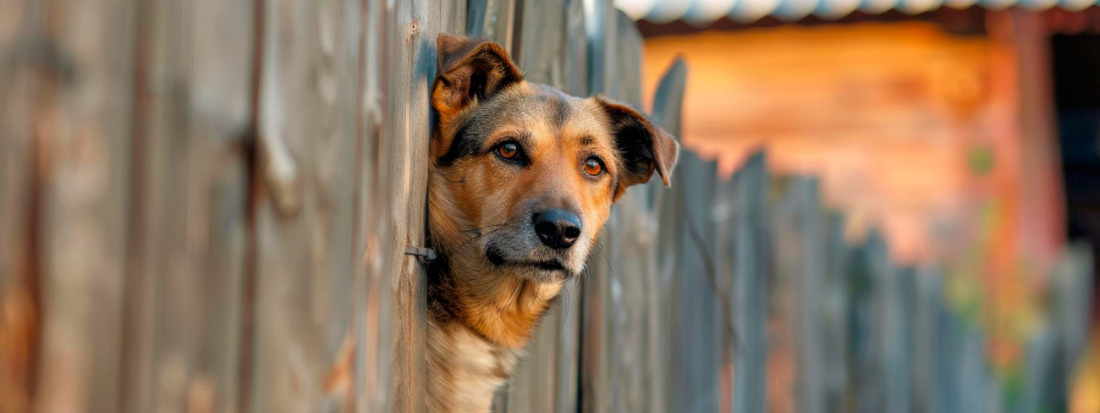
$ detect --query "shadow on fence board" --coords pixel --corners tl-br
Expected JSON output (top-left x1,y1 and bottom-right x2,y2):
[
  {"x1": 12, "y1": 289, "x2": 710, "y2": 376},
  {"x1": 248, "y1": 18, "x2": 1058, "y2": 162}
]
[{"x1": 0, "y1": 1, "x2": 1094, "y2": 413}]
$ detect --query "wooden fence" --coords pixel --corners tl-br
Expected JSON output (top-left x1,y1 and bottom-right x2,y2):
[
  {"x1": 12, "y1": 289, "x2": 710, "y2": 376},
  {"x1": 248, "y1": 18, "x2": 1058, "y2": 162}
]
[{"x1": 0, "y1": 0, "x2": 1093, "y2": 412}]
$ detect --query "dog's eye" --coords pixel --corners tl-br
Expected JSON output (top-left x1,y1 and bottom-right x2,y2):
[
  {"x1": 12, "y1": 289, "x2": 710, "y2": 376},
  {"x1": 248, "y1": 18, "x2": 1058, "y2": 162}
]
[
  {"x1": 496, "y1": 142, "x2": 520, "y2": 160},
  {"x1": 583, "y1": 158, "x2": 604, "y2": 176}
]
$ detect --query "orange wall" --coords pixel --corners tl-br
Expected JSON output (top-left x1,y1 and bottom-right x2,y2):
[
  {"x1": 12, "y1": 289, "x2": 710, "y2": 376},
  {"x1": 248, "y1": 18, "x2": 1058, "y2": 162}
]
[{"x1": 641, "y1": 21, "x2": 1061, "y2": 266}]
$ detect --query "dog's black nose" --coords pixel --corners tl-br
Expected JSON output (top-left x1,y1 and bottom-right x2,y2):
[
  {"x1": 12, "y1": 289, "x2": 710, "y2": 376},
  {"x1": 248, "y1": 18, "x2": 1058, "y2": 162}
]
[{"x1": 533, "y1": 209, "x2": 582, "y2": 249}]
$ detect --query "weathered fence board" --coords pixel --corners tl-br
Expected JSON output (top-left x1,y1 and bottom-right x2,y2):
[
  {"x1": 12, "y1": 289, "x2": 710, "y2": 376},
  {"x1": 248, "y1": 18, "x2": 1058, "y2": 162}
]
[
  {"x1": 467, "y1": 0, "x2": 515, "y2": 50},
  {"x1": 850, "y1": 235, "x2": 883, "y2": 413},
  {"x1": 249, "y1": 0, "x2": 368, "y2": 411},
  {"x1": 30, "y1": 0, "x2": 138, "y2": 411},
  {"x1": 822, "y1": 212, "x2": 850, "y2": 412},
  {"x1": 646, "y1": 57, "x2": 688, "y2": 413},
  {"x1": 0, "y1": 2, "x2": 42, "y2": 411},
  {"x1": 787, "y1": 177, "x2": 828, "y2": 413},
  {"x1": 731, "y1": 152, "x2": 769, "y2": 413},
  {"x1": 912, "y1": 268, "x2": 943, "y2": 413},
  {"x1": 119, "y1": 0, "x2": 254, "y2": 412},
  {"x1": 577, "y1": 3, "x2": 620, "y2": 412},
  {"x1": 386, "y1": 1, "x2": 466, "y2": 412},
  {"x1": 355, "y1": 1, "x2": 395, "y2": 411},
  {"x1": 0, "y1": 1, "x2": 41, "y2": 411}
]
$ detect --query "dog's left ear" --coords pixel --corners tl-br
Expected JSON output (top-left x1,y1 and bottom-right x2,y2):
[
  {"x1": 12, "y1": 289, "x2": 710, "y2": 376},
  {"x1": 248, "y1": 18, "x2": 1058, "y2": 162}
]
[
  {"x1": 433, "y1": 33, "x2": 523, "y2": 122},
  {"x1": 595, "y1": 97, "x2": 680, "y2": 201}
]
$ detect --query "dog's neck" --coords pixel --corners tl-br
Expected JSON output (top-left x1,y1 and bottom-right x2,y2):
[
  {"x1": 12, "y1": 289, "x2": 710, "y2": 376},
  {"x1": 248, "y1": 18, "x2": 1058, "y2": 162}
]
[
  {"x1": 425, "y1": 254, "x2": 564, "y2": 413},
  {"x1": 427, "y1": 255, "x2": 563, "y2": 348}
]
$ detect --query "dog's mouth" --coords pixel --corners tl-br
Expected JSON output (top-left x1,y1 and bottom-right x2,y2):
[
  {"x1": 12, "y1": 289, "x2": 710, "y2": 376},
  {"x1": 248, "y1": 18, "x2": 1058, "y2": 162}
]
[
  {"x1": 531, "y1": 260, "x2": 566, "y2": 271},
  {"x1": 485, "y1": 245, "x2": 572, "y2": 276}
]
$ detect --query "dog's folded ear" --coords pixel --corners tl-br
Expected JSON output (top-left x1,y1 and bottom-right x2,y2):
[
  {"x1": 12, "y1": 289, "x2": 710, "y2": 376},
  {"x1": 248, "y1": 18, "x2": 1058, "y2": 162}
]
[
  {"x1": 433, "y1": 34, "x2": 523, "y2": 121},
  {"x1": 594, "y1": 97, "x2": 680, "y2": 200}
]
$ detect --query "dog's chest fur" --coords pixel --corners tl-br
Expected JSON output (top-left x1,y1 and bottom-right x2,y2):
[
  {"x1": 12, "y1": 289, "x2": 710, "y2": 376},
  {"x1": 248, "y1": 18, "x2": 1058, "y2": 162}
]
[
  {"x1": 427, "y1": 319, "x2": 524, "y2": 413},
  {"x1": 424, "y1": 261, "x2": 562, "y2": 412}
]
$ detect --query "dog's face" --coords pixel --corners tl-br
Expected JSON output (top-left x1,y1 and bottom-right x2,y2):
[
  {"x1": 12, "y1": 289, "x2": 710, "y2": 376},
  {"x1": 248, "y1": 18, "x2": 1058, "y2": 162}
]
[{"x1": 428, "y1": 34, "x2": 678, "y2": 284}]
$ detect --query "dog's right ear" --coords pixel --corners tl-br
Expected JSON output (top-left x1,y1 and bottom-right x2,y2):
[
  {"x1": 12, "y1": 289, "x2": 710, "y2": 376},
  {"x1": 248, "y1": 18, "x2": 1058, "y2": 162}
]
[{"x1": 432, "y1": 34, "x2": 523, "y2": 122}]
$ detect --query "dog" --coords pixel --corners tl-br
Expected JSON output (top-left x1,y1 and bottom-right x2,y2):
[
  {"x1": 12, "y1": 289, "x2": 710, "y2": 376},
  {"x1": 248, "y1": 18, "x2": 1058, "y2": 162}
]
[{"x1": 425, "y1": 33, "x2": 679, "y2": 413}]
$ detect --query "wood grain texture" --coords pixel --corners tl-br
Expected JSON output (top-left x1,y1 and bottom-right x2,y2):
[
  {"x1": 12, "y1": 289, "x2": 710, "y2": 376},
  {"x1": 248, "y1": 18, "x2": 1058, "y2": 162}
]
[
  {"x1": 387, "y1": 1, "x2": 465, "y2": 412},
  {"x1": 578, "y1": 3, "x2": 615, "y2": 412},
  {"x1": 250, "y1": 0, "x2": 362, "y2": 410},
  {"x1": 354, "y1": 0, "x2": 394, "y2": 411},
  {"x1": 732, "y1": 153, "x2": 768, "y2": 413},
  {"x1": 0, "y1": 2, "x2": 43, "y2": 411},
  {"x1": 119, "y1": 0, "x2": 254, "y2": 411},
  {"x1": 466, "y1": 0, "x2": 515, "y2": 52},
  {"x1": 31, "y1": 0, "x2": 137, "y2": 411}
]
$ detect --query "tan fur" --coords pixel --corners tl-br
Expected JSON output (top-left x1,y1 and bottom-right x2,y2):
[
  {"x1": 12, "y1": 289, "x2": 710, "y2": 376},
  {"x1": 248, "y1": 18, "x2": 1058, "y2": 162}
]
[{"x1": 425, "y1": 34, "x2": 679, "y2": 412}]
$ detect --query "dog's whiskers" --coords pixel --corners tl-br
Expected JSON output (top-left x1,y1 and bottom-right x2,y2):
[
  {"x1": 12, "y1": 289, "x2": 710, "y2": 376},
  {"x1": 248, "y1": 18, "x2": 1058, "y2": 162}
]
[
  {"x1": 443, "y1": 224, "x2": 514, "y2": 256},
  {"x1": 457, "y1": 223, "x2": 510, "y2": 234},
  {"x1": 590, "y1": 240, "x2": 623, "y2": 287}
]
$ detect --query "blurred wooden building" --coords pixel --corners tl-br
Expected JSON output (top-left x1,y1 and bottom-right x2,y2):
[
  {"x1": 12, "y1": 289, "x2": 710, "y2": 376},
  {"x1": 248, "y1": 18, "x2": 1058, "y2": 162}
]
[{"x1": 628, "y1": 2, "x2": 1100, "y2": 411}]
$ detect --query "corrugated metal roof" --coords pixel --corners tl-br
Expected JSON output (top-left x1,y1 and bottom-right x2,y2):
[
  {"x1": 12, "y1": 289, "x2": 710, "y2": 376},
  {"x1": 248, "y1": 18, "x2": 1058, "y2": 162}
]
[{"x1": 615, "y1": 0, "x2": 1099, "y2": 24}]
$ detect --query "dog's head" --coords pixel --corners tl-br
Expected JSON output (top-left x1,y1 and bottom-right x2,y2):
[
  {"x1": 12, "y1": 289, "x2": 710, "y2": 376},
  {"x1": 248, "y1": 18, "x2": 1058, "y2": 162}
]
[{"x1": 428, "y1": 34, "x2": 679, "y2": 284}]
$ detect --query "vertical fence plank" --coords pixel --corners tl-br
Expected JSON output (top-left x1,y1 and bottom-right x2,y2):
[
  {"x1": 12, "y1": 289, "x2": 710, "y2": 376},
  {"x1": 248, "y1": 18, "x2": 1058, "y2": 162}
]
[
  {"x1": 888, "y1": 267, "x2": 915, "y2": 413},
  {"x1": 670, "y1": 151, "x2": 721, "y2": 413},
  {"x1": 868, "y1": 232, "x2": 900, "y2": 413},
  {"x1": 0, "y1": 2, "x2": 42, "y2": 411},
  {"x1": 713, "y1": 165, "x2": 735, "y2": 413},
  {"x1": 515, "y1": 0, "x2": 563, "y2": 87},
  {"x1": 250, "y1": 0, "x2": 363, "y2": 410},
  {"x1": 957, "y1": 322, "x2": 990, "y2": 413},
  {"x1": 849, "y1": 237, "x2": 882, "y2": 413},
  {"x1": 387, "y1": 1, "x2": 465, "y2": 412},
  {"x1": 732, "y1": 153, "x2": 769, "y2": 413},
  {"x1": 822, "y1": 212, "x2": 850, "y2": 412},
  {"x1": 611, "y1": 10, "x2": 655, "y2": 413},
  {"x1": 578, "y1": 1, "x2": 617, "y2": 412},
  {"x1": 466, "y1": 0, "x2": 516, "y2": 49},
  {"x1": 175, "y1": 0, "x2": 256, "y2": 408},
  {"x1": 355, "y1": 0, "x2": 394, "y2": 411},
  {"x1": 767, "y1": 176, "x2": 799, "y2": 413},
  {"x1": 30, "y1": 0, "x2": 137, "y2": 411},
  {"x1": 795, "y1": 178, "x2": 827, "y2": 413},
  {"x1": 650, "y1": 58, "x2": 686, "y2": 413},
  {"x1": 386, "y1": 1, "x2": 429, "y2": 409},
  {"x1": 934, "y1": 295, "x2": 962, "y2": 413},
  {"x1": 120, "y1": 0, "x2": 255, "y2": 411},
  {"x1": 912, "y1": 268, "x2": 942, "y2": 413}
]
